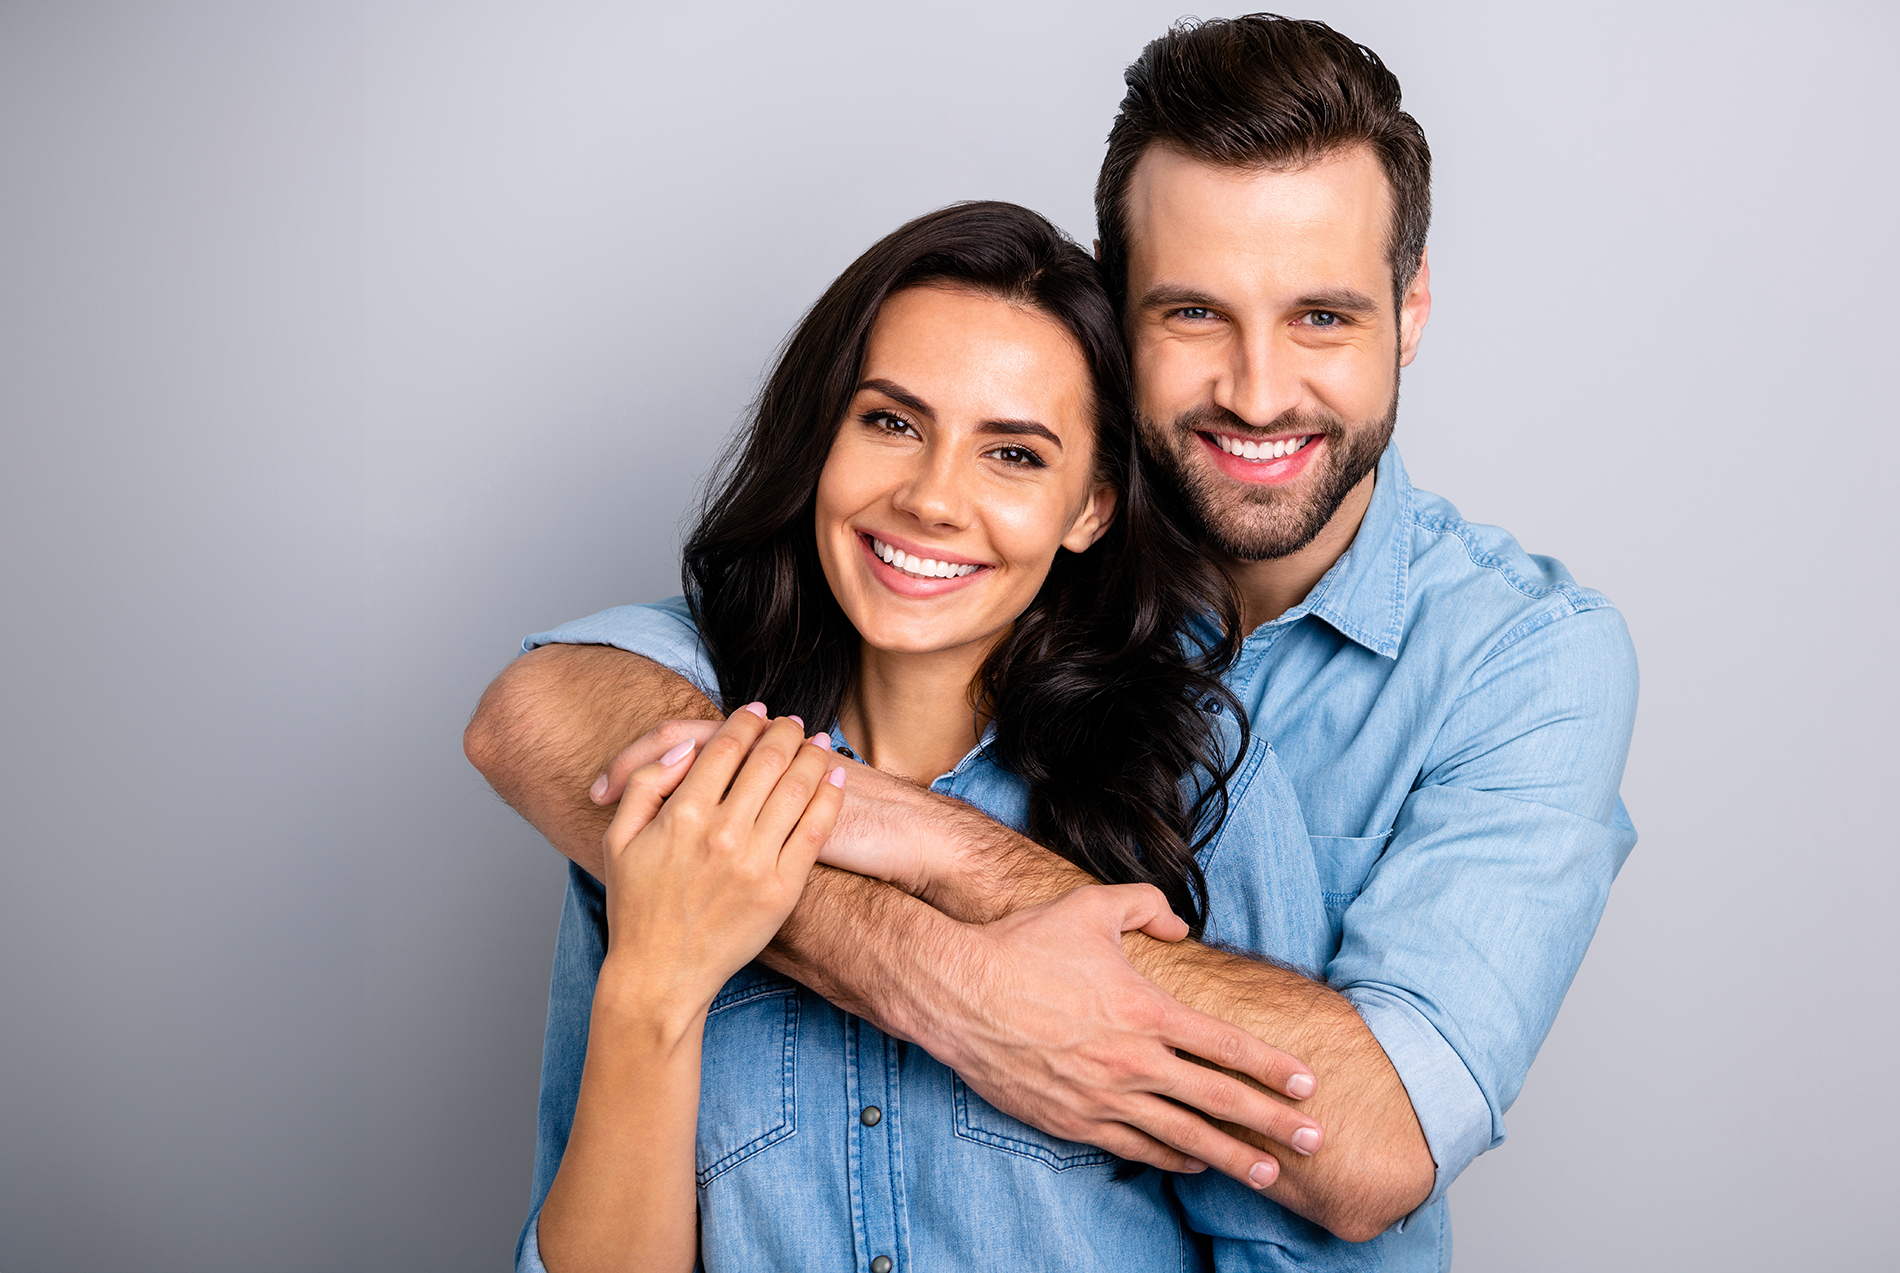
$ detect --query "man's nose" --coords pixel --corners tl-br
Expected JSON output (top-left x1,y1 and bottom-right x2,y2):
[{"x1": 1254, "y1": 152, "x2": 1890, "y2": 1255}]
[{"x1": 1215, "y1": 327, "x2": 1302, "y2": 427}]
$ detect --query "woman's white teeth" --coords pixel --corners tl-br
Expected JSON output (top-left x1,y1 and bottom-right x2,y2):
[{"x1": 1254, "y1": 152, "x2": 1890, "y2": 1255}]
[
  {"x1": 871, "y1": 537, "x2": 978, "y2": 578},
  {"x1": 1216, "y1": 433, "x2": 1311, "y2": 461}
]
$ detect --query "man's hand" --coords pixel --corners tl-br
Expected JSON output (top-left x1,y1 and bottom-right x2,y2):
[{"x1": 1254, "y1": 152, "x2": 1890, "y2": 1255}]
[{"x1": 920, "y1": 883, "x2": 1325, "y2": 1184}]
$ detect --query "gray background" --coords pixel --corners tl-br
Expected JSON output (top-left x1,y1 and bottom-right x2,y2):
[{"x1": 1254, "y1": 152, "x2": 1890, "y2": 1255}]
[{"x1": 2, "y1": 2, "x2": 1894, "y2": 1269}]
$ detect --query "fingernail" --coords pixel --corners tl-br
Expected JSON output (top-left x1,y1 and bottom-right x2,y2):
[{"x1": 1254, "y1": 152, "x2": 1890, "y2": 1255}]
[
  {"x1": 826, "y1": 767, "x2": 846, "y2": 788},
  {"x1": 810, "y1": 733, "x2": 833, "y2": 750},
  {"x1": 1181, "y1": 1158, "x2": 1207, "y2": 1174},
  {"x1": 1248, "y1": 1161, "x2": 1276, "y2": 1189},
  {"x1": 589, "y1": 773, "x2": 610, "y2": 802},
  {"x1": 741, "y1": 702, "x2": 768, "y2": 718},
  {"x1": 788, "y1": 715, "x2": 804, "y2": 728},
  {"x1": 660, "y1": 739, "x2": 695, "y2": 766},
  {"x1": 1292, "y1": 1127, "x2": 1321, "y2": 1156},
  {"x1": 1286, "y1": 1073, "x2": 1315, "y2": 1099}
]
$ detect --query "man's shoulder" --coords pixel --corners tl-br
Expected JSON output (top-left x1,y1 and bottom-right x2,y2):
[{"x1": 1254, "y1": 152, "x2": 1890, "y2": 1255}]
[{"x1": 1400, "y1": 483, "x2": 1628, "y2": 662}]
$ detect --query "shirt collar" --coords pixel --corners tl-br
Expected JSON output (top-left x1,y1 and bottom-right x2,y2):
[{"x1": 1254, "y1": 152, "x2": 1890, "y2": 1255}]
[{"x1": 1244, "y1": 442, "x2": 1412, "y2": 659}]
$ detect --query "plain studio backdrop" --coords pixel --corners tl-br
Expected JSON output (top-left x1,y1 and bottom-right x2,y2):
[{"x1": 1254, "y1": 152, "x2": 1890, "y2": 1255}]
[{"x1": 2, "y1": 2, "x2": 1894, "y2": 1269}]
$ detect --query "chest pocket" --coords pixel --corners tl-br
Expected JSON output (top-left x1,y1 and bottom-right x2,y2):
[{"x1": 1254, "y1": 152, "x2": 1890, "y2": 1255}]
[
  {"x1": 696, "y1": 967, "x2": 799, "y2": 1187},
  {"x1": 951, "y1": 1076, "x2": 1116, "y2": 1171}
]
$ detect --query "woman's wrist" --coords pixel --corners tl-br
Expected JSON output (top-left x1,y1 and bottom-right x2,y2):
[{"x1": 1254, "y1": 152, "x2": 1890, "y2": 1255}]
[{"x1": 591, "y1": 952, "x2": 716, "y2": 1050}]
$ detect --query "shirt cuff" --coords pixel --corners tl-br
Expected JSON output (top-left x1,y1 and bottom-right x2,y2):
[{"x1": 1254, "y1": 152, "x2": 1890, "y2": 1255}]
[{"x1": 1345, "y1": 983, "x2": 1496, "y2": 1223}]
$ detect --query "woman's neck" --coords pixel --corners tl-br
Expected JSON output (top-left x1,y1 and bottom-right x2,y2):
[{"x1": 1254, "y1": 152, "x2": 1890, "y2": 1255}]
[{"x1": 837, "y1": 642, "x2": 993, "y2": 785}]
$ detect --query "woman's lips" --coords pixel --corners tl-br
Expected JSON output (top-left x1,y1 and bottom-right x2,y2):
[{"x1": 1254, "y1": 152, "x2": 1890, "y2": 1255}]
[{"x1": 857, "y1": 532, "x2": 990, "y2": 597}]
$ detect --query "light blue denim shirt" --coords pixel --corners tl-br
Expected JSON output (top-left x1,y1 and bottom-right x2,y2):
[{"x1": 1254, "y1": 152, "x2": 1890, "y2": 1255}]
[
  {"x1": 517, "y1": 722, "x2": 1355, "y2": 1272},
  {"x1": 518, "y1": 444, "x2": 1639, "y2": 1271}
]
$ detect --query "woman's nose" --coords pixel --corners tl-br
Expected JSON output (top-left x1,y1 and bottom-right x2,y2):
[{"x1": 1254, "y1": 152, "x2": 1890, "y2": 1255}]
[{"x1": 890, "y1": 451, "x2": 968, "y2": 529}]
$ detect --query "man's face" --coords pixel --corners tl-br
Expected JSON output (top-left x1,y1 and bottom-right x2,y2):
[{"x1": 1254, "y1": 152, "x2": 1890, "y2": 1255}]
[{"x1": 1123, "y1": 144, "x2": 1428, "y2": 561}]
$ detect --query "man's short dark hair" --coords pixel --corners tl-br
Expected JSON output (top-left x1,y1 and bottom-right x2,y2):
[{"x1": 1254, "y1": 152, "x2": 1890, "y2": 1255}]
[{"x1": 1094, "y1": 13, "x2": 1432, "y2": 317}]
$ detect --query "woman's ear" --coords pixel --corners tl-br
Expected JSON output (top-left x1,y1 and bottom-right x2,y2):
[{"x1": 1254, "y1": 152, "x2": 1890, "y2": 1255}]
[{"x1": 1061, "y1": 482, "x2": 1119, "y2": 553}]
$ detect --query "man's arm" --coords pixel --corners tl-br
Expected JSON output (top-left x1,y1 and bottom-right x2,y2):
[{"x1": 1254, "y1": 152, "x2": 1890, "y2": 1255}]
[{"x1": 469, "y1": 643, "x2": 1426, "y2": 1237}]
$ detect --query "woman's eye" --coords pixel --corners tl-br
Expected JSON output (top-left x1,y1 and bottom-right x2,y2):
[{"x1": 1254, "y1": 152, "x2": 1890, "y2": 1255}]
[
  {"x1": 986, "y1": 445, "x2": 1044, "y2": 468},
  {"x1": 862, "y1": 409, "x2": 918, "y2": 437}
]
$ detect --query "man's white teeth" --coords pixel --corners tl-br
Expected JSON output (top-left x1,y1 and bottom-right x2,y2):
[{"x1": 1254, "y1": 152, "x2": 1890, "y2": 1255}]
[
  {"x1": 871, "y1": 537, "x2": 978, "y2": 579},
  {"x1": 1215, "y1": 433, "x2": 1312, "y2": 461}
]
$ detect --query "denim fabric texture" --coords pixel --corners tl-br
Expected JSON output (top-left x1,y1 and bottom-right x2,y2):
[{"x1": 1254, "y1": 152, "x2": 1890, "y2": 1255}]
[
  {"x1": 518, "y1": 722, "x2": 1343, "y2": 1272},
  {"x1": 519, "y1": 444, "x2": 1639, "y2": 1272}
]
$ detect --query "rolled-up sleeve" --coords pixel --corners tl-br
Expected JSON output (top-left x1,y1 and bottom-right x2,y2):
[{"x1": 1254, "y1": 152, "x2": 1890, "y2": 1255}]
[
  {"x1": 1332, "y1": 602, "x2": 1639, "y2": 1213},
  {"x1": 522, "y1": 596, "x2": 720, "y2": 707}
]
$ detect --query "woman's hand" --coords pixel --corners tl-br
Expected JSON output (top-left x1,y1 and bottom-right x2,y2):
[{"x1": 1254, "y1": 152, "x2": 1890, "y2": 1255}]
[{"x1": 595, "y1": 702, "x2": 846, "y2": 1025}]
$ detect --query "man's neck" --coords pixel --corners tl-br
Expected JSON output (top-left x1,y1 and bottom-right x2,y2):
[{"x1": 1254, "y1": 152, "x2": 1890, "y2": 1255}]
[
  {"x1": 839, "y1": 642, "x2": 992, "y2": 786},
  {"x1": 1220, "y1": 469, "x2": 1377, "y2": 634}
]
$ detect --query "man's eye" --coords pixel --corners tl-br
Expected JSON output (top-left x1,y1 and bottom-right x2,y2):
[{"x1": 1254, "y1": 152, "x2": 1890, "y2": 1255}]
[
  {"x1": 1306, "y1": 311, "x2": 1343, "y2": 327},
  {"x1": 1174, "y1": 307, "x2": 1217, "y2": 322},
  {"x1": 986, "y1": 445, "x2": 1044, "y2": 468}
]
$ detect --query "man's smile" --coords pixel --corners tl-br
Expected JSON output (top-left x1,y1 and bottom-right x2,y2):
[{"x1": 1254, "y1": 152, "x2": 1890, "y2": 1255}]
[{"x1": 1196, "y1": 429, "x2": 1327, "y2": 486}]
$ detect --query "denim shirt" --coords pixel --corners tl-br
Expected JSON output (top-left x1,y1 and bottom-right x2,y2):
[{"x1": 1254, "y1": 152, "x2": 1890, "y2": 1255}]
[
  {"x1": 518, "y1": 723, "x2": 1350, "y2": 1273},
  {"x1": 520, "y1": 444, "x2": 1639, "y2": 1271}
]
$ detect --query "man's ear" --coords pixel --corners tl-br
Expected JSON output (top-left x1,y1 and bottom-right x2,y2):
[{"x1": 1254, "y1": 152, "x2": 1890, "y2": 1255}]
[
  {"x1": 1061, "y1": 482, "x2": 1119, "y2": 553},
  {"x1": 1398, "y1": 246, "x2": 1432, "y2": 368}
]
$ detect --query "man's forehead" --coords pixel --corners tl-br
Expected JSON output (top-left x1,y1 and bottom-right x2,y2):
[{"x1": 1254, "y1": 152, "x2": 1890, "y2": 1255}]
[{"x1": 1124, "y1": 144, "x2": 1393, "y2": 293}]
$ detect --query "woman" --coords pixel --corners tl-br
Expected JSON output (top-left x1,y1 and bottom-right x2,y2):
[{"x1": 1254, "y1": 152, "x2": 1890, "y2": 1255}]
[{"x1": 519, "y1": 203, "x2": 1337, "y2": 1272}]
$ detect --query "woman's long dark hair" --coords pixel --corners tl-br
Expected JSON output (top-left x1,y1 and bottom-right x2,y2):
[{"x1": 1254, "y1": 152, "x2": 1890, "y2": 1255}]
[{"x1": 682, "y1": 202, "x2": 1245, "y2": 933}]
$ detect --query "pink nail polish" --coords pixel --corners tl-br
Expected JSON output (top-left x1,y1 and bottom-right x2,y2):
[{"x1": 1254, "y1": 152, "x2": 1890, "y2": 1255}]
[
  {"x1": 1286, "y1": 1073, "x2": 1315, "y2": 1099},
  {"x1": 788, "y1": 715, "x2": 804, "y2": 728},
  {"x1": 741, "y1": 702, "x2": 768, "y2": 718},
  {"x1": 826, "y1": 767, "x2": 846, "y2": 788},
  {"x1": 1292, "y1": 1127, "x2": 1321, "y2": 1155},
  {"x1": 660, "y1": 739, "x2": 695, "y2": 766},
  {"x1": 811, "y1": 733, "x2": 833, "y2": 750},
  {"x1": 589, "y1": 773, "x2": 610, "y2": 802}
]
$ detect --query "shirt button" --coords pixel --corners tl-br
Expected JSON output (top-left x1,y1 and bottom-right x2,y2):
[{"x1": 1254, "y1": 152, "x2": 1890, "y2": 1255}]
[
  {"x1": 859, "y1": 1105, "x2": 882, "y2": 1127},
  {"x1": 871, "y1": 1258, "x2": 892, "y2": 1273}
]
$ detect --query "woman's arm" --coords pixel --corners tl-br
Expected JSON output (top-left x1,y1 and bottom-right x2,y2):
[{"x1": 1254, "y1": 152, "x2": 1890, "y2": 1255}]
[{"x1": 535, "y1": 707, "x2": 844, "y2": 1273}]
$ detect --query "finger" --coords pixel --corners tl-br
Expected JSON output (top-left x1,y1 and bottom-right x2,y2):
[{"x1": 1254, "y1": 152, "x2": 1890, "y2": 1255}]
[
  {"x1": 717, "y1": 716, "x2": 809, "y2": 822},
  {"x1": 1074, "y1": 882, "x2": 1189, "y2": 943},
  {"x1": 1156, "y1": 1053, "x2": 1324, "y2": 1156},
  {"x1": 752, "y1": 737, "x2": 843, "y2": 850},
  {"x1": 1063, "y1": 1122, "x2": 1210, "y2": 1176},
  {"x1": 667, "y1": 704, "x2": 772, "y2": 808},
  {"x1": 601, "y1": 738, "x2": 698, "y2": 853},
  {"x1": 775, "y1": 763, "x2": 846, "y2": 879},
  {"x1": 593, "y1": 718, "x2": 724, "y2": 804},
  {"x1": 1117, "y1": 1094, "x2": 1286, "y2": 1189},
  {"x1": 1159, "y1": 1000, "x2": 1318, "y2": 1104}
]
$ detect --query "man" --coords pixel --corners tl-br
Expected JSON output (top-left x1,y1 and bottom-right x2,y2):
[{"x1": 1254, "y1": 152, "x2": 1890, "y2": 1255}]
[{"x1": 468, "y1": 15, "x2": 1637, "y2": 1267}]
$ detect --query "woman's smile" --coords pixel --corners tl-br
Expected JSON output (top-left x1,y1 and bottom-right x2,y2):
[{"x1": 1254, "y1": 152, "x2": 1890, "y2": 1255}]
[{"x1": 814, "y1": 284, "x2": 1113, "y2": 665}]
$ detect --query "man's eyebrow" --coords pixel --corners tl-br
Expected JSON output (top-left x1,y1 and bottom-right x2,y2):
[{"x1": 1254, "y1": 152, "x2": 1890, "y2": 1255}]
[
  {"x1": 1138, "y1": 283, "x2": 1383, "y2": 316},
  {"x1": 1294, "y1": 287, "x2": 1381, "y2": 315},
  {"x1": 1138, "y1": 284, "x2": 1224, "y2": 312}
]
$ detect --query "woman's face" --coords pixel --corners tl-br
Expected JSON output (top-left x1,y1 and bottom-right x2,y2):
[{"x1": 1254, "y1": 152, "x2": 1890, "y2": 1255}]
[{"x1": 814, "y1": 284, "x2": 1116, "y2": 663}]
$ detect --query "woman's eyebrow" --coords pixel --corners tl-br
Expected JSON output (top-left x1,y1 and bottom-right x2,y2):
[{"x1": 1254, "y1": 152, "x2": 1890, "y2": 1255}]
[
  {"x1": 858, "y1": 378, "x2": 934, "y2": 418},
  {"x1": 978, "y1": 419, "x2": 1063, "y2": 448},
  {"x1": 859, "y1": 378, "x2": 1062, "y2": 449}
]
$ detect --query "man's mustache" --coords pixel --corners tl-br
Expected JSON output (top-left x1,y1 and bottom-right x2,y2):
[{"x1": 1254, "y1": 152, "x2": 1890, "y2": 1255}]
[{"x1": 1164, "y1": 404, "x2": 1346, "y2": 441}]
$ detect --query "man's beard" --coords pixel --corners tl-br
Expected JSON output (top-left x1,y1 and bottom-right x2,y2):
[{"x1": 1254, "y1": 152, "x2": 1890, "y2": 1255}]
[{"x1": 1139, "y1": 390, "x2": 1397, "y2": 563}]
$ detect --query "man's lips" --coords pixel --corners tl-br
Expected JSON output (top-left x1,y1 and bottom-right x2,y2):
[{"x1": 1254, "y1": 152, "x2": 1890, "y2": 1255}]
[
  {"x1": 1196, "y1": 430, "x2": 1326, "y2": 486},
  {"x1": 857, "y1": 532, "x2": 991, "y2": 597}
]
